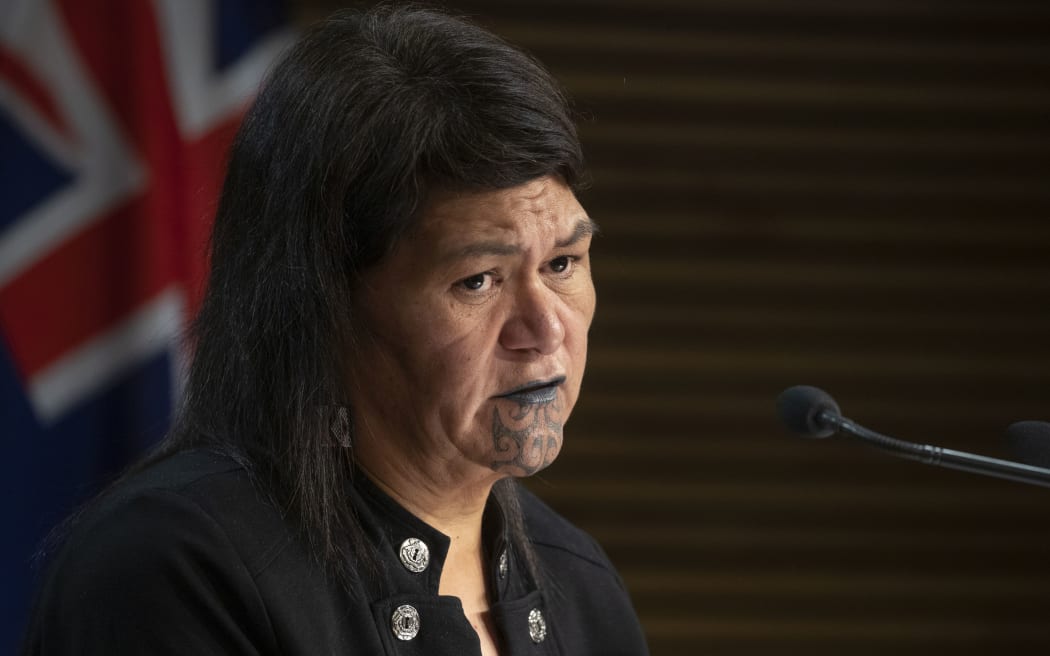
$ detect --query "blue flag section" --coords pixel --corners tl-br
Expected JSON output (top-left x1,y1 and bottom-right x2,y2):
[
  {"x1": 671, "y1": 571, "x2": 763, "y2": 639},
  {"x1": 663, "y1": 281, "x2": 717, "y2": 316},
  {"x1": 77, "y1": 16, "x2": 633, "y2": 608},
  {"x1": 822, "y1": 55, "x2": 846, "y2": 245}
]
[{"x1": 0, "y1": 1, "x2": 290, "y2": 651}]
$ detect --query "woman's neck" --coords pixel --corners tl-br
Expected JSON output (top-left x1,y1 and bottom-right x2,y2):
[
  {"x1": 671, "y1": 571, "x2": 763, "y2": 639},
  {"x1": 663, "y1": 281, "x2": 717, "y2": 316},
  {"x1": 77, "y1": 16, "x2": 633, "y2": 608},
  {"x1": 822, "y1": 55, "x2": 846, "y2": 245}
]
[{"x1": 356, "y1": 444, "x2": 496, "y2": 532}]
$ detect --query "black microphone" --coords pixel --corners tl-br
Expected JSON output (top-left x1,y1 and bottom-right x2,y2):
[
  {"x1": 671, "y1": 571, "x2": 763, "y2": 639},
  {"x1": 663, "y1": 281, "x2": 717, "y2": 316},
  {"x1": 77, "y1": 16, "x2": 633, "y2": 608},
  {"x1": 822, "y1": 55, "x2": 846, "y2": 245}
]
[
  {"x1": 1006, "y1": 420, "x2": 1050, "y2": 469},
  {"x1": 776, "y1": 385, "x2": 1050, "y2": 489}
]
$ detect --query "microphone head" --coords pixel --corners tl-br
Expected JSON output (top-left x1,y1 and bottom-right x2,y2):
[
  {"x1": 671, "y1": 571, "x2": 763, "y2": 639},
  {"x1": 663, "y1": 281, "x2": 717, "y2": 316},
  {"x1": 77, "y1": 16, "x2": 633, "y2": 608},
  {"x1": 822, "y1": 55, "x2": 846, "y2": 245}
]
[
  {"x1": 776, "y1": 385, "x2": 841, "y2": 438},
  {"x1": 1006, "y1": 420, "x2": 1050, "y2": 469}
]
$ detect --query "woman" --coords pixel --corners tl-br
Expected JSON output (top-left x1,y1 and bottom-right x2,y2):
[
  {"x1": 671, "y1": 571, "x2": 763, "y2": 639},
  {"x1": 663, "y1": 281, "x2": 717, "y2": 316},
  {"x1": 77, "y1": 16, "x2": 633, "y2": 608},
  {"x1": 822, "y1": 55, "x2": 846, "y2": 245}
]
[{"x1": 23, "y1": 6, "x2": 648, "y2": 655}]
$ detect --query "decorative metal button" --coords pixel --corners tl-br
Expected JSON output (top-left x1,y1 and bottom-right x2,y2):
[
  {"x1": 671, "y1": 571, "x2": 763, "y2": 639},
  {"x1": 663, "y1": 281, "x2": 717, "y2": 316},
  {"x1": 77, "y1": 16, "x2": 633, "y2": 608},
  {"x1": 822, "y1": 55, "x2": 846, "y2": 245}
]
[
  {"x1": 399, "y1": 537, "x2": 430, "y2": 573},
  {"x1": 391, "y1": 604, "x2": 420, "y2": 640},
  {"x1": 498, "y1": 549, "x2": 508, "y2": 579},
  {"x1": 527, "y1": 608, "x2": 547, "y2": 644}
]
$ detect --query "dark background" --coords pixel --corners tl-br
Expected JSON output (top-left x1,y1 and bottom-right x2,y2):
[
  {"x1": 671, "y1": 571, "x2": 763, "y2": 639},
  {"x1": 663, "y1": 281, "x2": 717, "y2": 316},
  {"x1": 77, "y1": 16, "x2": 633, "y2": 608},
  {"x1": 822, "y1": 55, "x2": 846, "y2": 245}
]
[{"x1": 298, "y1": 2, "x2": 1050, "y2": 653}]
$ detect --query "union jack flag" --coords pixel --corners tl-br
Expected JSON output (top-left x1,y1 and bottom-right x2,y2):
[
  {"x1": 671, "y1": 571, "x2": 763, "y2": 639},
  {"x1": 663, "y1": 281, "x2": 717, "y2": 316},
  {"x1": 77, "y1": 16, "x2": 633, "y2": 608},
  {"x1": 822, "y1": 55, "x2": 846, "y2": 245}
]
[{"x1": 0, "y1": 0, "x2": 291, "y2": 649}]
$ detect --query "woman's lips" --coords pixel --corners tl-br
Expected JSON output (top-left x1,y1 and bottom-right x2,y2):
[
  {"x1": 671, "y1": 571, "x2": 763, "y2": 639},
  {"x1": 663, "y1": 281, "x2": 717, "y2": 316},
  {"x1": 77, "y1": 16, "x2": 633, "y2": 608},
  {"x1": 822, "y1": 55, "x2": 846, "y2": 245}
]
[{"x1": 496, "y1": 376, "x2": 566, "y2": 405}]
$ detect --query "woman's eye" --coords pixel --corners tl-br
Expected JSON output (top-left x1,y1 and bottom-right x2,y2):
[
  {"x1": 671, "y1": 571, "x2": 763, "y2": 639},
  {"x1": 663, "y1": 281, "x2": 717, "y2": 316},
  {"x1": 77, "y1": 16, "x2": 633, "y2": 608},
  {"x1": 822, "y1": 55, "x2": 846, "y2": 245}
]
[
  {"x1": 550, "y1": 256, "x2": 575, "y2": 274},
  {"x1": 458, "y1": 273, "x2": 492, "y2": 292}
]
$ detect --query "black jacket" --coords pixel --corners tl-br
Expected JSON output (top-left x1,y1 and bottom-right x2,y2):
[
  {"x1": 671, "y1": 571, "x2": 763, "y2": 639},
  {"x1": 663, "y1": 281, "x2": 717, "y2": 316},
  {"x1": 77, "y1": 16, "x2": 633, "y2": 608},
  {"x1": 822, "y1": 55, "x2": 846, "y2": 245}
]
[{"x1": 23, "y1": 450, "x2": 649, "y2": 655}]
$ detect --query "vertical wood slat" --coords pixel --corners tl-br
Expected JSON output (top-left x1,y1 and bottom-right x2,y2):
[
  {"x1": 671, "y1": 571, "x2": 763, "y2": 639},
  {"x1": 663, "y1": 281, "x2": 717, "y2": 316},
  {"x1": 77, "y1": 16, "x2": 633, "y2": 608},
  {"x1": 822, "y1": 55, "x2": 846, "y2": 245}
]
[{"x1": 301, "y1": 2, "x2": 1050, "y2": 653}]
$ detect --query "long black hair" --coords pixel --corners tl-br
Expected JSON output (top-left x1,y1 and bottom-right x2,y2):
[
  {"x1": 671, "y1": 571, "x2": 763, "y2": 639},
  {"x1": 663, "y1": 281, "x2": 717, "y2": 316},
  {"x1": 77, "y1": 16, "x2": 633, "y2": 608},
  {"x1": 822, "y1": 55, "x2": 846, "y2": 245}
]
[{"x1": 160, "y1": 4, "x2": 584, "y2": 592}]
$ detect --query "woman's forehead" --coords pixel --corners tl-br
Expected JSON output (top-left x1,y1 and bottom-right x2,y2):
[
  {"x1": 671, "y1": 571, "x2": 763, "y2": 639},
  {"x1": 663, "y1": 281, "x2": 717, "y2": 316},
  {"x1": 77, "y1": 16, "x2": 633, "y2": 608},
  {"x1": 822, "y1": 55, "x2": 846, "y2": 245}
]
[{"x1": 416, "y1": 177, "x2": 586, "y2": 244}]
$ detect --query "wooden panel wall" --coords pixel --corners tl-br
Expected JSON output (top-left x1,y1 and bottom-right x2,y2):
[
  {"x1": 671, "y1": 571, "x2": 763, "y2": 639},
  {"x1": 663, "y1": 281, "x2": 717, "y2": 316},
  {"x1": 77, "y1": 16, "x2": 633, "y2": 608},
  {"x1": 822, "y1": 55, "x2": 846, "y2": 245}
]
[{"x1": 301, "y1": 2, "x2": 1050, "y2": 653}]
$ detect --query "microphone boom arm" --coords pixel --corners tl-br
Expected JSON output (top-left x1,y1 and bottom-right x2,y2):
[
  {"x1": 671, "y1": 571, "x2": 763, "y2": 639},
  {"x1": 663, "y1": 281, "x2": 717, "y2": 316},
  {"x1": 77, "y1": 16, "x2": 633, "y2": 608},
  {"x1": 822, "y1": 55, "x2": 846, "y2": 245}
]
[{"x1": 821, "y1": 411, "x2": 1050, "y2": 489}]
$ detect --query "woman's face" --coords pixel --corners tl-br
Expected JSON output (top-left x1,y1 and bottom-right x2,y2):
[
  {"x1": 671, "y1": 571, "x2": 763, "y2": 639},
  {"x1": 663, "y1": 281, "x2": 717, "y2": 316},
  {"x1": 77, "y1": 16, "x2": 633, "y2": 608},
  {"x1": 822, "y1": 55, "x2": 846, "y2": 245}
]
[{"x1": 349, "y1": 176, "x2": 596, "y2": 481}]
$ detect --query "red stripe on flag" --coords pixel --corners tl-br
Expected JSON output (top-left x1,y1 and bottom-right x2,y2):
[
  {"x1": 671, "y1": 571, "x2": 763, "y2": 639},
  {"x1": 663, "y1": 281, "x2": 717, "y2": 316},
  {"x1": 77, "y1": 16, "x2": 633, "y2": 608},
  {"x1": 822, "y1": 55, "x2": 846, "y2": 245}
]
[
  {"x1": 0, "y1": 44, "x2": 72, "y2": 140},
  {"x1": 56, "y1": 0, "x2": 230, "y2": 321},
  {"x1": 0, "y1": 115, "x2": 233, "y2": 378},
  {"x1": 56, "y1": 0, "x2": 185, "y2": 284},
  {"x1": 0, "y1": 195, "x2": 174, "y2": 377}
]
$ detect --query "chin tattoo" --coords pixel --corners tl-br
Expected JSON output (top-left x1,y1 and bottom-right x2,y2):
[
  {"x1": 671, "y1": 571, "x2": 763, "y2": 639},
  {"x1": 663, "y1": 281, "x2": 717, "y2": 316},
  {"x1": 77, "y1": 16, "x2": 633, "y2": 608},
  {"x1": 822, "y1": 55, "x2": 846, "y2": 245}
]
[{"x1": 490, "y1": 399, "x2": 563, "y2": 476}]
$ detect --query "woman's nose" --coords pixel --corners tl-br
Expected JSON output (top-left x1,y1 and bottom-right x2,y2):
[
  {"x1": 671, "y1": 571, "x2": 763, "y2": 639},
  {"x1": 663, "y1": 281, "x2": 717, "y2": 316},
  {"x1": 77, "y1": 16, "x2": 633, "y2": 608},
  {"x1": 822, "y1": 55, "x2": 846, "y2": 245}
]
[{"x1": 498, "y1": 280, "x2": 565, "y2": 355}]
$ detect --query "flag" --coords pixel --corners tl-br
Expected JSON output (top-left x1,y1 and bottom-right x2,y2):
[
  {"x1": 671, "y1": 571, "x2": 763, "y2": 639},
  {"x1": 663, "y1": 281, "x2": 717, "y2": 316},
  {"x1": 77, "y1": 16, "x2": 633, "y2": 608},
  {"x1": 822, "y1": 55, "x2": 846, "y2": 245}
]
[{"x1": 0, "y1": 0, "x2": 291, "y2": 650}]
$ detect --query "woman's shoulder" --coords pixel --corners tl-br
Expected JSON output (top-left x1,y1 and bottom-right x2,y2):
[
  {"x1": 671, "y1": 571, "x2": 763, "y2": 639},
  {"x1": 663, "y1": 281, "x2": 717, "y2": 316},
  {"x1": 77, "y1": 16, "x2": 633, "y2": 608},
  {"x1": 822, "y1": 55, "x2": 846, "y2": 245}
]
[
  {"x1": 67, "y1": 449, "x2": 287, "y2": 571},
  {"x1": 23, "y1": 450, "x2": 290, "y2": 654}
]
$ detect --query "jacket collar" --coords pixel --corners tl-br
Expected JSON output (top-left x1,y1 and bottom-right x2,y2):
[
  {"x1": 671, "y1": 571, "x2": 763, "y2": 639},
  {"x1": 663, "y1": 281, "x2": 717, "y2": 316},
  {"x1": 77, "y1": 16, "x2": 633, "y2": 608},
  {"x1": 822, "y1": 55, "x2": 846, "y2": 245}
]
[{"x1": 350, "y1": 471, "x2": 528, "y2": 603}]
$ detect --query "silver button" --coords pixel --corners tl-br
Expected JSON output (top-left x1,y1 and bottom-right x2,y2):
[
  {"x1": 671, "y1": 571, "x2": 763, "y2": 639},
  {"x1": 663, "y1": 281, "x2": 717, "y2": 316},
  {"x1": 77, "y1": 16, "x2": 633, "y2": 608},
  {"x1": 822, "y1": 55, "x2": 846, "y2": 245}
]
[
  {"x1": 391, "y1": 604, "x2": 420, "y2": 640},
  {"x1": 527, "y1": 608, "x2": 547, "y2": 644},
  {"x1": 399, "y1": 538, "x2": 429, "y2": 573},
  {"x1": 498, "y1": 549, "x2": 508, "y2": 579}
]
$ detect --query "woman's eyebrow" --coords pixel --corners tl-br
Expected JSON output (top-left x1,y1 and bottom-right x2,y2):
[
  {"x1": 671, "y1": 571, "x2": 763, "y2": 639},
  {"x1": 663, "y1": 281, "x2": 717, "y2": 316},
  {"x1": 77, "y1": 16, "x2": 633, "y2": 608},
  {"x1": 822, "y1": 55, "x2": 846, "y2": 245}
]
[
  {"x1": 441, "y1": 216, "x2": 597, "y2": 264},
  {"x1": 555, "y1": 217, "x2": 599, "y2": 248}
]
